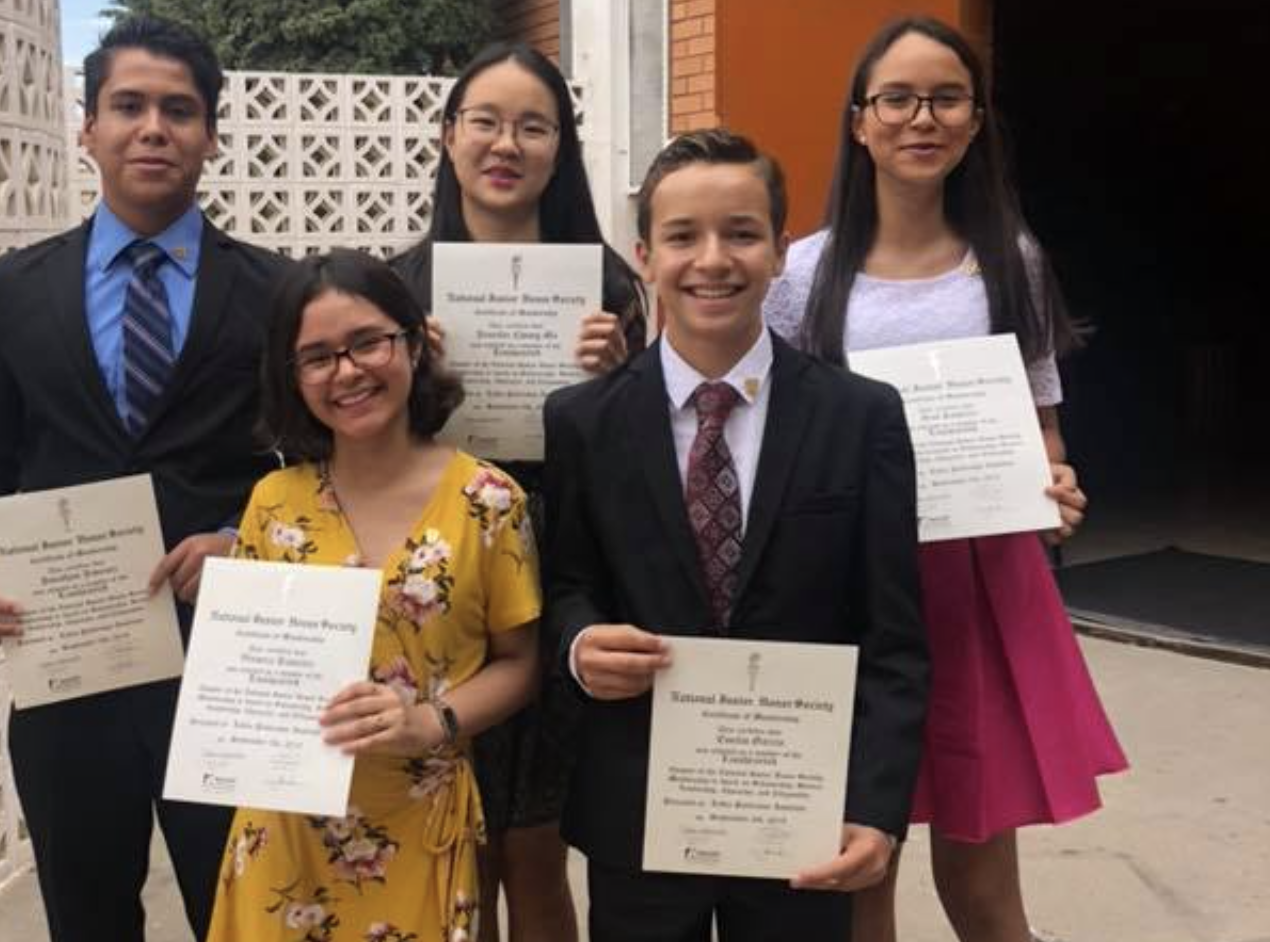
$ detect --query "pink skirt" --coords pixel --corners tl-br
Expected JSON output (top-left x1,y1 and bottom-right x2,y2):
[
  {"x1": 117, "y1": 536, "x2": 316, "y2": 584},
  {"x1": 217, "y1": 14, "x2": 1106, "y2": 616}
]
[{"x1": 908, "y1": 533, "x2": 1128, "y2": 842}]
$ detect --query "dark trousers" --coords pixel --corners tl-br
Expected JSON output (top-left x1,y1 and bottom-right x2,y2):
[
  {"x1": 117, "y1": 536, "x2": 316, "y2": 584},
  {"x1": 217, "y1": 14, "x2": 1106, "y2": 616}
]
[
  {"x1": 8, "y1": 680, "x2": 232, "y2": 942},
  {"x1": 587, "y1": 859, "x2": 853, "y2": 942}
]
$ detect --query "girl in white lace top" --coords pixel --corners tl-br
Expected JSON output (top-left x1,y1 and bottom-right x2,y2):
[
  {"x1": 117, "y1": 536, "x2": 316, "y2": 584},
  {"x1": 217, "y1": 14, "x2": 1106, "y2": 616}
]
[{"x1": 763, "y1": 17, "x2": 1125, "y2": 942}]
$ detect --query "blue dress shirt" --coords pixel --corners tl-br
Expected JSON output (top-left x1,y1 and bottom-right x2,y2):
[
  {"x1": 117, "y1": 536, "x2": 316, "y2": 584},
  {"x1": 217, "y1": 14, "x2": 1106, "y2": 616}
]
[{"x1": 84, "y1": 203, "x2": 204, "y2": 421}]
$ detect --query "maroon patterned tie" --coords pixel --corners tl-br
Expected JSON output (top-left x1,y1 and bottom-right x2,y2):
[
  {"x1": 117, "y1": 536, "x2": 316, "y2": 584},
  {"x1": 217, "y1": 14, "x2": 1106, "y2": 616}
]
[{"x1": 685, "y1": 382, "x2": 744, "y2": 630}]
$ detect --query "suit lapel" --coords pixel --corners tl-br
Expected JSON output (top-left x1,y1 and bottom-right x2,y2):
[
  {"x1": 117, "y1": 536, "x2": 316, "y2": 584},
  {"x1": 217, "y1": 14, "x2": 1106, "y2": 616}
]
[
  {"x1": 46, "y1": 221, "x2": 130, "y2": 437},
  {"x1": 142, "y1": 221, "x2": 236, "y2": 433},
  {"x1": 630, "y1": 343, "x2": 713, "y2": 616},
  {"x1": 733, "y1": 336, "x2": 815, "y2": 605}
]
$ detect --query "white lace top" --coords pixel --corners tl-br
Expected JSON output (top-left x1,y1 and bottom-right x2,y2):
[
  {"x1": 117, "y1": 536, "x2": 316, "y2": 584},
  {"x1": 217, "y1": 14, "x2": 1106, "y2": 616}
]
[{"x1": 763, "y1": 229, "x2": 1062, "y2": 406}]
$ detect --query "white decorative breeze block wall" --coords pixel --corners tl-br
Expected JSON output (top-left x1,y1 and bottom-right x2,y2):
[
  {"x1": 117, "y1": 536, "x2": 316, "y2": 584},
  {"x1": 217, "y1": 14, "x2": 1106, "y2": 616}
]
[
  {"x1": 66, "y1": 69, "x2": 589, "y2": 258},
  {"x1": 0, "y1": 0, "x2": 67, "y2": 253},
  {"x1": 0, "y1": 0, "x2": 59, "y2": 888},
  {"x1": 67, "y1": 70, "x2": 454, "y2": 258}
]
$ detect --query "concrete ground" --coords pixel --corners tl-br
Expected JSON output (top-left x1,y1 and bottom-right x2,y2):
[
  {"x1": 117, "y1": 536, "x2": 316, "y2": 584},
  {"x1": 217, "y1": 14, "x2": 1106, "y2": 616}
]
[{"x1": 2, "y1": 636, "x2": 1267, "y2": 942}]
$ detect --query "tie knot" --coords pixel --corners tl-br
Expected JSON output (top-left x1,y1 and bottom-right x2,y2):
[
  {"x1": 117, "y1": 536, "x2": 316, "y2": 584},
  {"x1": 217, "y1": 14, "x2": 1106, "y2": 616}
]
[
  {"x1": 693, "y1": 382, "x2": 741, "y2": 426},
  {"x1": 126, "y1": 241, "x2": 166, "y2": 274}
]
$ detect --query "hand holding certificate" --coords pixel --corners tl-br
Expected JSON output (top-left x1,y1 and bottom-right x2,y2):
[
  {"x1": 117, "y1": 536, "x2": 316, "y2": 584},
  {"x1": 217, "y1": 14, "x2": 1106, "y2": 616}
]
[
  {"x1": 849, "y1": 334, "x2": 1061, "y2": 542},
  {"x1": 0, "y1": 475, "x2": 185, "y2": 708},
  {"x1": 432, "y1": 242, "x2": 602, "y2": 461},
  {"x1": 164, "y1": 558, "x2": 380, "y2": 816},
  {"x1": 644, "y1": 636, "x2": 857, "y2": 880}
]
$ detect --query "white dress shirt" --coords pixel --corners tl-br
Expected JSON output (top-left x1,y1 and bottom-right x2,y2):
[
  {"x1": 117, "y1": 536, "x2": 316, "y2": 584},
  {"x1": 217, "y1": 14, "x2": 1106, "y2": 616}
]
[
  {"x1": 660, "y1": 328, "x2": 773, "y2": 531},
  {"x1": 569, "y1": 329, "x2": 775, "y2": 691}
]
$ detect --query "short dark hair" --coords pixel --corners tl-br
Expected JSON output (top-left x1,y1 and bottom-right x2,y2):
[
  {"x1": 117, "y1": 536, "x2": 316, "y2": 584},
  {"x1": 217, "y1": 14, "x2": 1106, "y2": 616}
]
[
  {"x1": 260, "y1": 249, "x2": 464, "y2": 462},
  {"x1": 636, "y1": 129, "x2": 788, "y2": 241},
  {"x1": 84, "y1": 16, "x2": 224, "y2": 132}
]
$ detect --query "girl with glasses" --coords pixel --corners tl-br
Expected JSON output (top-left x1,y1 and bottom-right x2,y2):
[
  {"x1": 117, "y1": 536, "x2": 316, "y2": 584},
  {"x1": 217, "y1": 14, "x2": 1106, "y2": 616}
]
[
  {"x1": 763, "y1": 17, "x2": 1126, "y2": 942},
  {"x1": 205, "y1": 249, "x2": 540, "y2": 942},
  {"x1": 392, "y1": 41, "x2": 646, "y2": 942}
]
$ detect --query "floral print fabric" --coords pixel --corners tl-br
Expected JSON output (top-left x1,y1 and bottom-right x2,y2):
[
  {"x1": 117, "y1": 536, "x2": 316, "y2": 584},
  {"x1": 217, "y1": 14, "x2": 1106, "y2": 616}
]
[{"x1": 205, "y1": 452, "x2": 540, "y2": 942}]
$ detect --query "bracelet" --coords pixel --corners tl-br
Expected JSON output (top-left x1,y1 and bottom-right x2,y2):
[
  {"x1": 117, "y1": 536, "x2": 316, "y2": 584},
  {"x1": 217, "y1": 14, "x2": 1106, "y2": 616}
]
[{"x1": 427, "y1": 696, "x2": 459, "y2": 747}]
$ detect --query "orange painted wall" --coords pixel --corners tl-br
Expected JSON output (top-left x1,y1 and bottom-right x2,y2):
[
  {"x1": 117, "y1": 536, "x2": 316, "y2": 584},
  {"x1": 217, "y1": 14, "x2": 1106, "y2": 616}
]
[{"x1": 716, "y1": 0, "x2": 968, "y2": 236}]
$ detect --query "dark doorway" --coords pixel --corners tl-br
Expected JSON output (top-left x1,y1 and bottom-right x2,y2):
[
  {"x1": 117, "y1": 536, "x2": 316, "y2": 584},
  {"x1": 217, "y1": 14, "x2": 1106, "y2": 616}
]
[{"x1": 994, "y1": 0, "x2": 1270, "y2": 563}]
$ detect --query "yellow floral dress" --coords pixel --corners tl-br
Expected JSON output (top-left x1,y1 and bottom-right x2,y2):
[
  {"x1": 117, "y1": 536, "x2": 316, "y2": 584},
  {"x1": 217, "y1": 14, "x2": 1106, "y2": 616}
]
[{"x1": 204, "y1": 452, "x2": 540, "y2": 942}]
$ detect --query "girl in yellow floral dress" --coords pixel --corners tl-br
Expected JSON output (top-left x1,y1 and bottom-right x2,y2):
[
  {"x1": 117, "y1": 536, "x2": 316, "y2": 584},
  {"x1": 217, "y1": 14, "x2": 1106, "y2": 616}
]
[{"x1": 204, "y1": 249, "x2": 540, "y2": 942}]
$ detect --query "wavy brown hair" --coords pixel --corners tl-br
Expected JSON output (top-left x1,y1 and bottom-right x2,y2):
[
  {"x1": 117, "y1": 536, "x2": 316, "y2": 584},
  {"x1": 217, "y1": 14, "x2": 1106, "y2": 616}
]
[{"x1": 260, "y1": 249, "x2": 463, "y2": 462}]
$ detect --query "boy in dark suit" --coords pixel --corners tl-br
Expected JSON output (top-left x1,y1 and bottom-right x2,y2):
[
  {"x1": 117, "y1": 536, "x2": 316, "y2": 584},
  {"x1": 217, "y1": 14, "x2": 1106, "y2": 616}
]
[
  {"x1": 543, "y1": 129, "x2": 929, "y2": 941},
  {"x1": 0, "y1": 17, "x2": 286, "y2": 942}
]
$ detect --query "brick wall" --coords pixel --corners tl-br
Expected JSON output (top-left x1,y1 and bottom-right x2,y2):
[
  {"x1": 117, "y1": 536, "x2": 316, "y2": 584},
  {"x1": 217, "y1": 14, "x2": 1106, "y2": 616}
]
[
  {"x1": 495, "y1": 0, "x2": 562, "y2": 63},
  {"x1": 669, "y1": 0, "x2": 719, "y2": 132}
]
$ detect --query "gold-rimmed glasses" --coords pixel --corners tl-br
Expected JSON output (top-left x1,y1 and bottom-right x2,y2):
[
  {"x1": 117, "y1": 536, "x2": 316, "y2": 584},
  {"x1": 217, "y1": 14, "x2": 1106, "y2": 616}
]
[{"x1": 454, "y1": 107, "x2": 560, "y2": 150}]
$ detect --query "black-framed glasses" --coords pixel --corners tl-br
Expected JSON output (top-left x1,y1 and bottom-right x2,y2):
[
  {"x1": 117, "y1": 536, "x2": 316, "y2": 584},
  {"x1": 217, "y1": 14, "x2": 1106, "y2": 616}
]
[
  {"x1": 291, "y1": 329, "x2": 413, "y2": 385},
  {"x1": 862, "y1": 92, "x2": 978, "y2": 128},
  {"x1": 454, "y1": 107, "x2": 559, "y2": 149}
]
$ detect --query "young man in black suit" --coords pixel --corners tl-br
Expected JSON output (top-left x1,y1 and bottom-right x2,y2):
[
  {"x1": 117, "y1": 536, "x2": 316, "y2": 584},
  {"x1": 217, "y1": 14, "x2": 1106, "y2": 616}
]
[
  {"x1": 543, "y1": 130, "x2": 929, "y2": 941},
  {"x1": 0, "y1": 17, "x2": 286, "y2": 942}
]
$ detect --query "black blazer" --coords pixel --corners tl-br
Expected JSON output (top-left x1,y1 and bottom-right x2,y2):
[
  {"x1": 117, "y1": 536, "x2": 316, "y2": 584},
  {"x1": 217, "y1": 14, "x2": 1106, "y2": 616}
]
[
  {"x1": 0, "y1": 217, "x2": 288, "y2": 570},
  {"x1": 543, "y1": 332, "x2": 929, "y2": 870}
]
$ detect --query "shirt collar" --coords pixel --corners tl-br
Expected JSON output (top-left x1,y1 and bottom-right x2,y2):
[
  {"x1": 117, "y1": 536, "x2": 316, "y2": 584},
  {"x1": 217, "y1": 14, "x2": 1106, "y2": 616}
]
[
  {"x1": 88, "y1": 202, "x2": 204, "y2": 278},
  {"x1": 661, "y1": 328, "x2": 774, "y2": 411}
]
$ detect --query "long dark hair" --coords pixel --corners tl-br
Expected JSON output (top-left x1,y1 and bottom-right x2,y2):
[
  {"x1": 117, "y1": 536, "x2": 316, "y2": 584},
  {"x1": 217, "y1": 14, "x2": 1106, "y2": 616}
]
[
  {"x1": 393, "y1": 41, "x2": 647, "y2": 351},
  {"x1": 801, "y1": 16, "x2": 1080, "y2": 366},
  {"x1": 261, "y1": 249, "x2": 463, "y2": 462}
]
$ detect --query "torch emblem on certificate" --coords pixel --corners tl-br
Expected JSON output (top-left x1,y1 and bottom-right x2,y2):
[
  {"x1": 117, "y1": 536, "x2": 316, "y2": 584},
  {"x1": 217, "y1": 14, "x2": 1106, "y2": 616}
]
[
  {"x1": 0, "y1": 475, "x2": 185, "y2": 708},
  {"x1": 432, "y1": 242, "x2": 602, "y2": 462},
  {"x1": 643, "y1": 636, "x2": 858, "y2": 879}
]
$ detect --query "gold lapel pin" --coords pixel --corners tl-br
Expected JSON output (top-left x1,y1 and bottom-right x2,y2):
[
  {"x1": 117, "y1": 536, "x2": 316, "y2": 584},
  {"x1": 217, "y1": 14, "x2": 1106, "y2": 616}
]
[{"x1": 743, "y1": 377, "x2": 760, "y2": 399}]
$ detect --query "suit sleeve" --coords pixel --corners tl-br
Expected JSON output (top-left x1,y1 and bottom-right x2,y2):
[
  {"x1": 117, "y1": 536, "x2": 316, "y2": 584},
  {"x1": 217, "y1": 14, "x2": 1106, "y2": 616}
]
[
  {"x1": 0, "y1": 332, "x2": 21, "y2": 496},
  {"x1": 542, "y1": 390, "x2": 613, "y2": 695},
  {"x1": 844, "y1": 384, "x2": 929, "y2": 837}
]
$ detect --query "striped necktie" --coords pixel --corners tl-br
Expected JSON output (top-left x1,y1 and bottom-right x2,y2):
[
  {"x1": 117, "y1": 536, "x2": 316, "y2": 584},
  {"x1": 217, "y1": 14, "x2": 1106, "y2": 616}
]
[{"x1": 121, "y1": 242, "x2": 175, "y2": 435}]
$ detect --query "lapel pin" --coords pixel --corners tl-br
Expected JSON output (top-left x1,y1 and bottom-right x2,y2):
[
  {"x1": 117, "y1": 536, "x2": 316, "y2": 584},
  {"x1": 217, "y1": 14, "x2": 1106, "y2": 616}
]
[{"x1": 743, "y1": 377, "x2": 760, "y2": 399}]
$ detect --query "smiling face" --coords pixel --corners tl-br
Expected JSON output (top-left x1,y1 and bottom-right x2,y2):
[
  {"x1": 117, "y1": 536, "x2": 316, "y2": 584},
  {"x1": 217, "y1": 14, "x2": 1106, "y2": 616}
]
[
  {"x1": 443, "y1": 59, "x2": 561, "y2": 237},
  {"x1": 81, "y1": 47, "x2": 217, "y2": 235},
  {"x1": 293, "y1": 290, "x2": 420, "y2": 449},
  {"x1": 853, "y1": 31, "x2": 982, "y2": 192},
  {"x1": 637, "y1": 161, "x2": 788, "y2": 374}
]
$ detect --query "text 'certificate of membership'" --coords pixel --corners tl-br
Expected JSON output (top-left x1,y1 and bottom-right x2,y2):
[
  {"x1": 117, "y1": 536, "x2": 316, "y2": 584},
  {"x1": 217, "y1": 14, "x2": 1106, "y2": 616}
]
[
  {"x1": 850, "y1": 334, "x2": 1060, "y2": 543},
  {"x1": 644, "y1": 636, "x2": 857, "y2": 879},
  {"x1": 0, "y1": 474, "x2": 184, "y2": 708},
  {"x1": 164, "y1": 558, "x2": 380, "y2": 817},
  {"x1": 433, "y1": 242, "x2": 601, "y2": 462}
]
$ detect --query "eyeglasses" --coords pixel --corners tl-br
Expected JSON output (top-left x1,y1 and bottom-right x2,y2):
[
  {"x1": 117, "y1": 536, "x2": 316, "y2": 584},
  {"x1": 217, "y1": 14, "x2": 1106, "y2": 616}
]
[
  {"x1": 454, "y1": 107, "x2": 559, "y2": 150},
  {"x1": 862, "y1": 92, "x2": 978, "y2": 128},
  {"x1": 291, "y1": 329, "x2": 413, "y2": 385}
]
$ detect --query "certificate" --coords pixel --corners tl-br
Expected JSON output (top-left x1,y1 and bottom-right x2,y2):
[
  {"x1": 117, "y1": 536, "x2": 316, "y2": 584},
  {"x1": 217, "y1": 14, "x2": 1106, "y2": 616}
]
[
  {"x1": 0, "y1": 475, "x2": 184, "y2": 708},
  {"x1": 164, "y1": 558, "x2": 380, "y2": 816},
  {"x1": 644, "y1": 636, "x2": 857, "y2": 879},
  {"x1": 849, "y1": 334, "x2": 1061, "y2": 543},
  {"x1": 432, "y1": 242, "x2": 601, "y2": 461}
]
